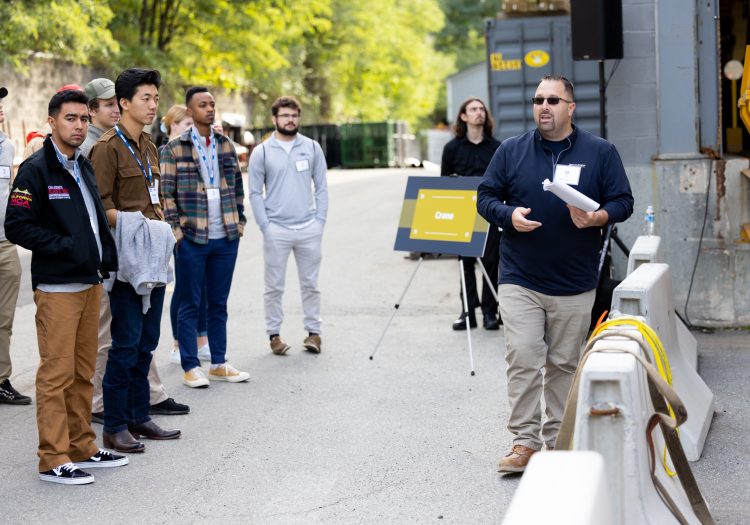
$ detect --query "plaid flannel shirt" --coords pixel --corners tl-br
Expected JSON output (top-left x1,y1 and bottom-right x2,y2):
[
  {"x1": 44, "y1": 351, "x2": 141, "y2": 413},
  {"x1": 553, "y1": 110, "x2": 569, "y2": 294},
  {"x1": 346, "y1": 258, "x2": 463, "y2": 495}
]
[{"x1": 160, "y1": 130, "x2": 246, "y2": 244}]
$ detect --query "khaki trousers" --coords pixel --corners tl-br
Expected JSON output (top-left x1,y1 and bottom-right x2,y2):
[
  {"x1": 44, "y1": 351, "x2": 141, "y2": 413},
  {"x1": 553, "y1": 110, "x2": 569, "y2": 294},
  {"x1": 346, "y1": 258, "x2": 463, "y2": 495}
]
[
  {"x1": 34, "y1": 286, "x2": 101, "y2": 471},
  {"x1": 91, "y1": 291, "x2": 168, "y2": 413},
  {"x1": 498, "y1": 284, "x2": 595, "y2": 450},
  {"x1": 0, "y1": 240, "x2": 21, "y2": 382}
]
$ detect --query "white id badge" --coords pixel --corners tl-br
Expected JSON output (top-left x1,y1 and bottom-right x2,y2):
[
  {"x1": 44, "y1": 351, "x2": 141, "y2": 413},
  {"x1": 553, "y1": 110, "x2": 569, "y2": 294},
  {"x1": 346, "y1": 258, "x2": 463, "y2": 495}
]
[
  {"x1": 206, "y1": 188, "x2": 220, "y2": 201},
  {"x1": 0, "y1": 166, "x2": 10, "y2": 179},
  {"x1": 295, "y1": 159, "x2": 310, "y2": 172},
  {"x1": 554, "y1": 164, "x2": 582, "y2": 186}
]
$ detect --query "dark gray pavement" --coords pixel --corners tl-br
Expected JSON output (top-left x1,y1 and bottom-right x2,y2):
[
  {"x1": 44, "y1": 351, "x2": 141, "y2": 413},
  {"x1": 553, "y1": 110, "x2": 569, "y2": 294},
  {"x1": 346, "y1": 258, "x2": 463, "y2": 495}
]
[{"x1": 0, "y1": 168, "x2": 747, "y2": 524}]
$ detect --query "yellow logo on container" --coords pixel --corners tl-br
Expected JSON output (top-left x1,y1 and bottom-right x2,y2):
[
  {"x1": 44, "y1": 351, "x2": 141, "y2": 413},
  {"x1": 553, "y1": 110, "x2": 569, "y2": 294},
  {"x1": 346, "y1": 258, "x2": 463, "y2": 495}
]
[
  {"x1": 524, "y1": 50, "x2": 550, "y2": 68},
  {"x1": 490, "y1": 52, "x2": 522, "y2": 72}
]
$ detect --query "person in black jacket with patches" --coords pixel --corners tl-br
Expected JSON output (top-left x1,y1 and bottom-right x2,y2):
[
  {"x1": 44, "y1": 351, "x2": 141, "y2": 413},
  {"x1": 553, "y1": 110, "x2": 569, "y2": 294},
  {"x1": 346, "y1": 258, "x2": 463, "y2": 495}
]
[{"x1": 4, "y1": 90, "x2": 127, "y2": 485}]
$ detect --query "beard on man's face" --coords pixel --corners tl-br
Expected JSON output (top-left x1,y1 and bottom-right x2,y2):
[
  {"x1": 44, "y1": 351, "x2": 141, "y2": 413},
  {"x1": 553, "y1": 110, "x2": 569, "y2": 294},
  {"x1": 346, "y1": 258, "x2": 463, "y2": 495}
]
[{"x1": 276, "y1": 123, "x2": 298, "y2": 136}]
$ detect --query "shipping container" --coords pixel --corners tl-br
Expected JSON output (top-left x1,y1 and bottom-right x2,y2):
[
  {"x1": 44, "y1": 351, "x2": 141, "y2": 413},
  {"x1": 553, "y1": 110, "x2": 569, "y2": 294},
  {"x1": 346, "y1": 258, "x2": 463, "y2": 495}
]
[{"x1": 485, "y1": 15, "x2": 600, "y2": 141}]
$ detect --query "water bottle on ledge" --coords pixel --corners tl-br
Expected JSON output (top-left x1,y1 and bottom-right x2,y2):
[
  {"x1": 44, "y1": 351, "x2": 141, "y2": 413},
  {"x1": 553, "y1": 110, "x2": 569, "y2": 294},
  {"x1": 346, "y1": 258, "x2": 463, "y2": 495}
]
[{"x1": 644, "y1": 205, "x2": 655, "y2": 236}]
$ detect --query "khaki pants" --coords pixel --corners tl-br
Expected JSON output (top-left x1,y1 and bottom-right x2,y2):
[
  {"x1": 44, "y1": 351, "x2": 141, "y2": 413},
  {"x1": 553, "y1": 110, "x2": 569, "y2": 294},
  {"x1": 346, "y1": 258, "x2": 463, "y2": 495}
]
[
  {"x1": 34, "y1": 286, "x2": 101, "y2": 471},
  {"x1": 91, "y1": 291, "x2": 168, "y2": 413},
  {"x1": 498, "y1": 284, "x2": 595, "y2": 450},
  {"x1": 0, "y1": 240, "x2": 21, "y2": 382}
]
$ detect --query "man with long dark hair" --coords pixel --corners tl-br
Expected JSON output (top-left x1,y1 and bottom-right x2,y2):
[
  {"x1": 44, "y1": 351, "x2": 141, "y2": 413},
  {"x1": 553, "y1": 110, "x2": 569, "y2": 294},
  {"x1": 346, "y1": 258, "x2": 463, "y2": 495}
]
[{"x1": 441, "y1": 98, "x2": 502, "y2": 331}]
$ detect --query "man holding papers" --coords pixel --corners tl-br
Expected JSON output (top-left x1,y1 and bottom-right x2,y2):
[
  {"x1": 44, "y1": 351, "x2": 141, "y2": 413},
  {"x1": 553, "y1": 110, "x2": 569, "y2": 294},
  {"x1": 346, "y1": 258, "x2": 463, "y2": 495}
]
[{"x1": 477, "y1": 75, "x2": 633, "y2": 473}]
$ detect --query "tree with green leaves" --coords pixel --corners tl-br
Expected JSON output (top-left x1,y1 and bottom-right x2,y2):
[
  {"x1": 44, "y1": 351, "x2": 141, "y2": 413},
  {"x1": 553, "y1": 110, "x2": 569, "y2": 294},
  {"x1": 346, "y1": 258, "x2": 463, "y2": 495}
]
[{"x1": 0, "y1": 0, "x2": 118, "y2": 69}]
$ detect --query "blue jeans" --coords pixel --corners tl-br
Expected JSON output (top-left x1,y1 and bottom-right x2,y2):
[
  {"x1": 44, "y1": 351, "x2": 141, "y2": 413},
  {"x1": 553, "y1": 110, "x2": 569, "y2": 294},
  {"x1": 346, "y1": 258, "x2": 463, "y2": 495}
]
[
  {"x1": 103, "y1": 280, "x2": 165, "y2": 433},
  {"x1": 177, "y1": 237, "x2": 239, "y2": 371},
  {"x1": 170, "y1": 263, "x2": 208, "y2": 340}
]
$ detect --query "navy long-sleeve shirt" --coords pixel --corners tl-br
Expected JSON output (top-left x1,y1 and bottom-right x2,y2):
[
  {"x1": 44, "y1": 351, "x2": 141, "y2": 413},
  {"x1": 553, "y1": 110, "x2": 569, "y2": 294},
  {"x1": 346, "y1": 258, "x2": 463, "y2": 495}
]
[{"x1": 476, "y1": 126, "x2": 634, "y2": 296}]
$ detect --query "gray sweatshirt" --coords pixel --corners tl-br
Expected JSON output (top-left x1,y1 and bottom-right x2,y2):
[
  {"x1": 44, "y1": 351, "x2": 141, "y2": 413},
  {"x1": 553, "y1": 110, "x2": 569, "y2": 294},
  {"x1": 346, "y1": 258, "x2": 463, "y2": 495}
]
[
  {"x1": 248, "y1": 133, "x2": 328, "y2": 230},
  {"x1": 114, "y1": 211, "x2": 175, "y2": 313},
  {"x1": 0, "y1": 131, "x2": 15, "y2": 241},
  {"x1": 81, "y1": 124, "x2": 105, "y2": 158}
]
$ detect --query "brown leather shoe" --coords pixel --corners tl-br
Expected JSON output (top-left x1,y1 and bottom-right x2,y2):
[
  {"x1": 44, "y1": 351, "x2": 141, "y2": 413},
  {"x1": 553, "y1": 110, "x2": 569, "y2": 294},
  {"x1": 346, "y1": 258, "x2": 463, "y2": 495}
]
[
  {"x1": 128, "y1": 420, "x2": 181, "y2": 440},
  {"x1": 303, "y1": 334, "x2": 322, "y2": 354},
  {"x1": 103, "y1": 430, "x2": 145, "y2": 453},
  {"x1": 270, "y1": 336, "x2": 291, "y2": 355},
  {"x1": 497, "y1": 445, "x2": 538, "y2": 473}
]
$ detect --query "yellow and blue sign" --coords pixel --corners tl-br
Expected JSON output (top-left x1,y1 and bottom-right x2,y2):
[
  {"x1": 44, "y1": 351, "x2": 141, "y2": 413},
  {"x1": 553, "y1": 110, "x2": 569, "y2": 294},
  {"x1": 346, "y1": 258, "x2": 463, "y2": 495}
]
[{"x1": 394, "y1": 176, "x2": 491, "y2": 257}]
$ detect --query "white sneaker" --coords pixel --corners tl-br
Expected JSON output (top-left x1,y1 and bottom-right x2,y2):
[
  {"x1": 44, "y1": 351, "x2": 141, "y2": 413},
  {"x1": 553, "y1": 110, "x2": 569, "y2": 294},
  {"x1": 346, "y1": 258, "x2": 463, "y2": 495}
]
[
  {"x1": 183, "y1": 367, "x2": 210, "y2": 388},
  {"x1": 208, "y1": 363, "x2": 250, "y2": 383},
  {"x1": 197, "y1": 343, "x2": 211, "y2": 362},
  {"x1": 170, "y1": 348, "x2": 181, "y2": 364}
]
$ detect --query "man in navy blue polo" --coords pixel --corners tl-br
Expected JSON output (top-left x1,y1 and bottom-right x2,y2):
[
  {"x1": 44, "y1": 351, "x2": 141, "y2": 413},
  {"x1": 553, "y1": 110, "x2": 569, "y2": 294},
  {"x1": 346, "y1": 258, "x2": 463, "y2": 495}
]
[{"x1": 477, "y1": 75, "x2": 633, "y2": 473}]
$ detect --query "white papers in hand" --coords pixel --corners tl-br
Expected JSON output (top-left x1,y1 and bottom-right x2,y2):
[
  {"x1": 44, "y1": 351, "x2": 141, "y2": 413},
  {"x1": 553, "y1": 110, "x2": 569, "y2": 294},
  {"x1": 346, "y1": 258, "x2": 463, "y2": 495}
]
[{"x1": 542, "y1": 178, "x2": 600, "y2": 213}]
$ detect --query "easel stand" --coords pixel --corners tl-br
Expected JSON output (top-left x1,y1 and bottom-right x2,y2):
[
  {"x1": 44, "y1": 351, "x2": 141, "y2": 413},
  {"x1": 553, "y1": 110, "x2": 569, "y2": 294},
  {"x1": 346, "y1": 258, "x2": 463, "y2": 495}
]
[{"x1": 370, "y1": 254, "x2": 499, "y2": 377}]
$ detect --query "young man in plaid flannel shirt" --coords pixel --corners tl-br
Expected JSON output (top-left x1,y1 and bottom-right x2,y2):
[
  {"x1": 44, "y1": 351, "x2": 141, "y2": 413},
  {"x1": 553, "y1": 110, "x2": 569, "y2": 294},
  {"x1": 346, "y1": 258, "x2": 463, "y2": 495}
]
[{"x1": 159, "y1": 86, "x2": 249, "y2": 388}]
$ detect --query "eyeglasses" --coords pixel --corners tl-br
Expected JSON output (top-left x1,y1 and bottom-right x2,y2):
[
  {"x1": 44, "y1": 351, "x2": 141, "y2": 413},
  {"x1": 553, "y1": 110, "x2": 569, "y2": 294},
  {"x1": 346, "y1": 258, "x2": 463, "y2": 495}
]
[
  {"x1": 277, "y1": 113, "x2": 300, "y2": 120},
  {"x1": 531, "y1": 96, "x2": 572, "y2": 105}
]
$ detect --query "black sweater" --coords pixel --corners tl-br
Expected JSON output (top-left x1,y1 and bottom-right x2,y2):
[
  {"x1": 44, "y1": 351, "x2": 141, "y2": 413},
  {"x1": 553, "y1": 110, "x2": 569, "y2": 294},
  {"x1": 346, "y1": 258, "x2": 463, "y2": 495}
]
[{"x1": 4, "y1": 137, "x2": 117, "y2": 289}]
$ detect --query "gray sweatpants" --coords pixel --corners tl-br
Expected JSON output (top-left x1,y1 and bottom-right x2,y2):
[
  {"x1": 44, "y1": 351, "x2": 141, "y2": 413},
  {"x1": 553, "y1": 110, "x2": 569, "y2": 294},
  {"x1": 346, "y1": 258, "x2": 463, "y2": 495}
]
[{"x1": 262, "y1": 221, "x2": 323, "y2": 335}]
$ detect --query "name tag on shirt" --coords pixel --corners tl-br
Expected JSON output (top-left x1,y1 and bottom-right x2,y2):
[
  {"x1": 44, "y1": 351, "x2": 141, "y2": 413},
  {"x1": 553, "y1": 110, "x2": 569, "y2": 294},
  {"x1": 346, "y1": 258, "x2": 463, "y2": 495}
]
[
  {"x1": 149, "y1": 179, "x2": 160, "y2": 204},
  {"x1": 295, "y1": 159, "x2": 310, "y2": 172},
  {"x1": 0, "y1": 166, "x2": 10, "y2": 179},
  {"x1": 554, "y1": 164, "x2": 582, "y2": 186},
  {"x1": 206, "y1": 188, "x2": 220, "y2": 201}
]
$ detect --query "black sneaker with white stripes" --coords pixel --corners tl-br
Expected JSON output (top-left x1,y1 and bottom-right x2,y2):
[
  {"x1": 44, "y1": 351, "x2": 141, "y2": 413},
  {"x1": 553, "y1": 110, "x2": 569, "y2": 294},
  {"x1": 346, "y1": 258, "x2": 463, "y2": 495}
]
[
  {"x1": 74, "y1": 449, "x2": 129, "y2": 468},
  {"x1": 39, "y1": 463, "x2": 94, "y2": 485}
]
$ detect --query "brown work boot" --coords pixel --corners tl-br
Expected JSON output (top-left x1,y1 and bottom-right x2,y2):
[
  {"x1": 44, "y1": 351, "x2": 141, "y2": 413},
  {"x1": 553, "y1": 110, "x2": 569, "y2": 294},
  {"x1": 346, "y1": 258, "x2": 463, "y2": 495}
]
[
  {"x1": 270, "y1": 336, "x2": 291, "y2": 356},
  {"x1": 497, "y1": 445, "x2": 538, "y2": 473},
  {"x1": 303, "y1": 334, "x2": 322, "y2": 354}
]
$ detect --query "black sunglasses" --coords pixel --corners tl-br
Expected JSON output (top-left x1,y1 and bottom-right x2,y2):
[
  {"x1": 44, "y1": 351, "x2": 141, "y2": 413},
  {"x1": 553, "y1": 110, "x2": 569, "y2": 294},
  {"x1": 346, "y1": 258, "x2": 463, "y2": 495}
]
[{"x1": 531, "y1": 96, "x2": 572, "y2": 105}]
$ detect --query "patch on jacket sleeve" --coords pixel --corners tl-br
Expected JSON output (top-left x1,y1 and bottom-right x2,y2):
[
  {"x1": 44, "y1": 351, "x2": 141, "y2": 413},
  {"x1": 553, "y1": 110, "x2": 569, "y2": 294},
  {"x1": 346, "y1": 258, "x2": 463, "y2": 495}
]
[
  {"x1": 9, "y1": 188, "x2": 32, "y2": 208},
  {"x1": 48, "y1": 185, "x2": 71, "y2": 200}
]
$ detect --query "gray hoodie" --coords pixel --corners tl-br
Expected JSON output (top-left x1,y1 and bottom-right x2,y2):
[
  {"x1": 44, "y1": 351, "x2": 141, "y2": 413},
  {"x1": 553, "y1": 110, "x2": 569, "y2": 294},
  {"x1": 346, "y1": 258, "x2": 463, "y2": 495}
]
[{"x1": 114, "y1": 211, "x2": 175, "y2": 313}]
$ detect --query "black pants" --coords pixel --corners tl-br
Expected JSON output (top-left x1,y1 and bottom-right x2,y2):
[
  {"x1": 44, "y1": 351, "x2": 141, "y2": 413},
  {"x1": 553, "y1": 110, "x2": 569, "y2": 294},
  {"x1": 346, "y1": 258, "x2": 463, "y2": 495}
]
[{"x1": 458, "y1": 225, "x2": 501, "y2": 314}]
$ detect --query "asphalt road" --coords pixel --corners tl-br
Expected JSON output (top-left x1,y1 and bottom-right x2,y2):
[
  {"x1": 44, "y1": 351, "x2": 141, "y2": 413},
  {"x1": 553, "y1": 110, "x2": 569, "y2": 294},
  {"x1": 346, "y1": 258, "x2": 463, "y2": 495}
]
[{"x1": 0, "y1": 167, "x2": 747, "y2": 524}]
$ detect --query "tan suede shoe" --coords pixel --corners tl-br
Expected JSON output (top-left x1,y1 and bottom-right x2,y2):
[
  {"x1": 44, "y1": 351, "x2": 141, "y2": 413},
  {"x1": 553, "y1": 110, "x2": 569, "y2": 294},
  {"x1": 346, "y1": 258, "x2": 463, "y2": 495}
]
[
  {"x1": 497, "y1": 445, "x2": 538, "y2": 473},
  {"x1": 270, "y1": 336, "x2": 291, "y2": 355},
  {"x1": 303, "y1": 334, "x2": 322, "y2": 354}
]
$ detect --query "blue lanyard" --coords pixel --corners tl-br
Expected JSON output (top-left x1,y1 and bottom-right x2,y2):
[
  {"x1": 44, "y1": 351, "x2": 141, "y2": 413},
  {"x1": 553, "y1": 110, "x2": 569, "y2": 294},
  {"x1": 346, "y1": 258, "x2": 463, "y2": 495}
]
[
  {"x1": 114, "y1": 125, "x2": 152, "y2": 183},
  {"x1": 190, "y1": 129, "x2": 217, "y2": 186},
  {"x1": 55, "y1": 151, "x2": 81, "y2": 186}
]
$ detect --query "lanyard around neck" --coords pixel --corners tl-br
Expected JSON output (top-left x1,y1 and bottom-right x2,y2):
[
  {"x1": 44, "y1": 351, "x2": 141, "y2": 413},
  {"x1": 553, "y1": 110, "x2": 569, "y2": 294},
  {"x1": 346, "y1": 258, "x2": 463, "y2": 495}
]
[
  {"x1": 114, "y1": 125, "x2": 152, "y2": 183},
  {"x1": 191, "y1": 129, "x2": 218, "y2": 186},
  {"x1": 54, "y1": 150, "x2": 81, "y2": 186}
]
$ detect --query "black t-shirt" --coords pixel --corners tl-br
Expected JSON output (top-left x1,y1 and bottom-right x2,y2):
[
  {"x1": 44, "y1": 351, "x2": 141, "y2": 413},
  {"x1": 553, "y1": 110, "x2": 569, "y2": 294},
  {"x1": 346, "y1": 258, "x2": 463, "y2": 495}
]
[
  {"x1": 441, "y1": 136, "x2": 502, "y2": 178},
  {"x1": 541, "y1": 137, "x2": 568, "y2": 158}
]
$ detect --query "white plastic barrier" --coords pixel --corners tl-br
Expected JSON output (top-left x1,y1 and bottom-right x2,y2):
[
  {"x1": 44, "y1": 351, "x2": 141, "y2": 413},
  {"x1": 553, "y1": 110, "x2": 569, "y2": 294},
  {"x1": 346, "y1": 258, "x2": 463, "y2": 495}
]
[
  {"x1": 626, "y1": 235, "x2": 697, "y2": 370},
  {"x1": 572, "y1": 328, "x2": 704, "y2": 524},
  {"x1": 611, "y1": 263, "x2": 714, "y2": 460},
  {"x1": 501, "y1": 451, "x2": 615, "y2": 525},
  {"x1": 626, "y1": 235, "x2": 664, "y2": 275}
]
